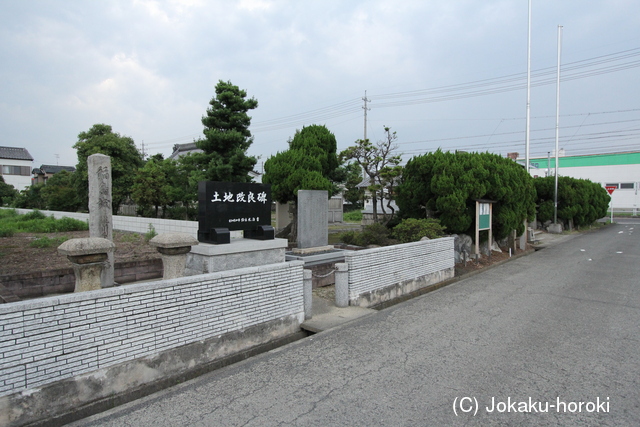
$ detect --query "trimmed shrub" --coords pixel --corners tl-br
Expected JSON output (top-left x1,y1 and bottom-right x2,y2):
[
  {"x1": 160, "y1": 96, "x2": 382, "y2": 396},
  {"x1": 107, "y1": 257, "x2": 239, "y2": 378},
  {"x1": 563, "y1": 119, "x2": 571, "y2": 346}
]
[
  {"x1": 392, "y1": 218, "x2": 446, "y2": 243},
  {"x1": 396, "y1": 150, "x2": 536, "y2": 240},
  {"x1": 534, "y1": 176, "x2": 609, "y2": 227},
  {"x1": 340, "y1": 223, "x2": 394, "y2": 247}
]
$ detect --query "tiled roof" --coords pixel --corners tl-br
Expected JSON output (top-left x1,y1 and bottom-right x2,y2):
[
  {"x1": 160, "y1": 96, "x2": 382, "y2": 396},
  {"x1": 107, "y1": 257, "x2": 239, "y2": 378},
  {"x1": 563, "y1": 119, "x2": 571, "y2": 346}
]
[
  {"x1": 38, "y1": 165, "x2": 76, "y2": 174},
  {"x1": 0, "y1": 146, "x2": 34, "y2": 161},
  {"x1": 169, "y1": 142, "x2": 202, "y2": 160}
]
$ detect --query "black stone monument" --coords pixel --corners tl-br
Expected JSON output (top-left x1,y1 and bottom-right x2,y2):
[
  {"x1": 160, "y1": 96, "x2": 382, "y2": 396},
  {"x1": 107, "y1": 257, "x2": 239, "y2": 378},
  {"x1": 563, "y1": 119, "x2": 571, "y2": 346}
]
[{"x1": 198, "y1": 181, "x2": 274, "y2": 244}]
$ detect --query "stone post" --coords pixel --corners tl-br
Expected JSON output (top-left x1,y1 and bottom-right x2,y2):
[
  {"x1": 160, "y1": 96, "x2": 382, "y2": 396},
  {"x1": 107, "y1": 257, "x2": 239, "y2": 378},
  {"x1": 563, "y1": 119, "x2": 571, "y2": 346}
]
[
  {"x1": 58, "y1": 238, "x2": 116, "y2": 292},
  {"x1": 335, "y1": 262, "x2": 349, "y2": 308},
  {"x1": 149, "y1": 233, "x2": 199, "y2": 280},
  {"x1": 88, "y1": 154, "x2": 114, "y2": 287},
  {"x1": 303, "y1": 269, "x2": 313, "y2": 320}
]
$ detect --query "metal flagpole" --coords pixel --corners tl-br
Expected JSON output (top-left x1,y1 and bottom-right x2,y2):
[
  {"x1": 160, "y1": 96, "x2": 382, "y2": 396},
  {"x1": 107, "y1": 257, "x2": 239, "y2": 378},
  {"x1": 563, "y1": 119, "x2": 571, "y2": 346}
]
[
  {"x1": 554, "y1": 25, "x2": 563, "y2": 225},
  {"x1": 525, "y1": 0, "x2": 532, "y2": 174}
]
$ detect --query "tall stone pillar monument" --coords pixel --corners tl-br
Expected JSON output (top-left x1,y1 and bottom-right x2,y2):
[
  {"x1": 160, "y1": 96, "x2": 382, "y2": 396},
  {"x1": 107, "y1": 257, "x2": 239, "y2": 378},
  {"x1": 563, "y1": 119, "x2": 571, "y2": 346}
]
[{"x1": 88, "y1": 154, "x2": 115, "y2": 287}]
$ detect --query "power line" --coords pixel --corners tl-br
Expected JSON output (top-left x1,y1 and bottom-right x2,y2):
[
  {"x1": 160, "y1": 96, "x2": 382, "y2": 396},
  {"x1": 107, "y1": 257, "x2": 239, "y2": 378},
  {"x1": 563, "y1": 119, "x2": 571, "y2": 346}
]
[{"x1": 142, "y1": 47, "x2": 640, "y2": 149}]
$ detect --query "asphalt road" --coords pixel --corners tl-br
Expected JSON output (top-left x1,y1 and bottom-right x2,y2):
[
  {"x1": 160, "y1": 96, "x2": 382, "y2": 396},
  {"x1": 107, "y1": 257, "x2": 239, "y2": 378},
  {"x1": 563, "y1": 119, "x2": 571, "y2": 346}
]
[{"x1": 70, "y1": 223, "x2": 640, "y2": 426}]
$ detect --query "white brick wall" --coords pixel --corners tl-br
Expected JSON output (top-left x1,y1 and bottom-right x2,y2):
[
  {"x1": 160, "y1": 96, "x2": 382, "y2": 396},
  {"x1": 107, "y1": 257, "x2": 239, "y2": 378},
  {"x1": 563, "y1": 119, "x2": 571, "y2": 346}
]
[
  {"x1": 0, "y1": 261, "x2": 304, "y2": 397},
  {"x1": 344, "y1": 237, "x2": 455, "y2": 300}
]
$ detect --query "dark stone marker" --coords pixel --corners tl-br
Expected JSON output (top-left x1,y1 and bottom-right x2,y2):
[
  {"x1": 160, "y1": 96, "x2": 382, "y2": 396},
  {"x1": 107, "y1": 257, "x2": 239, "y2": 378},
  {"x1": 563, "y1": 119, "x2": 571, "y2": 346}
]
[{"x1": 198, "y1": 181, "x2": 274, "y2": 244}]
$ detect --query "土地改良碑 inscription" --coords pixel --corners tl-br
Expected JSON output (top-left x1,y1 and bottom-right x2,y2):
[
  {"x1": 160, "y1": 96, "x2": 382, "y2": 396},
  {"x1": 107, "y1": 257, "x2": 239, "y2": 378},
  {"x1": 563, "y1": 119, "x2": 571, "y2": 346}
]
[{"x1": 198, "y1": 181, "x2": 274, "y2": 244}]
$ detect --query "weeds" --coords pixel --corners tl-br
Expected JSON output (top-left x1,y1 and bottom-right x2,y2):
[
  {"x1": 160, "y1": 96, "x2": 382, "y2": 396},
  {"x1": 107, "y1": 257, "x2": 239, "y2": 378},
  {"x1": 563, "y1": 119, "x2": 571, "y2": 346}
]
[
  {"x1": 0, "y1": 227, "x2": 14, "y2": 238},
  {"x1": 144, "y1": 224, "x2": 158, "y2": 242},
  {"x1": 117, "y1": 231, "x2": 142, "y2": 243},
  {"x1": 29, "y1": 236, "x2": 69, "y2": 248},
  {"x1": 0, "y1": 211, "x2": 88, "y2": 234}
]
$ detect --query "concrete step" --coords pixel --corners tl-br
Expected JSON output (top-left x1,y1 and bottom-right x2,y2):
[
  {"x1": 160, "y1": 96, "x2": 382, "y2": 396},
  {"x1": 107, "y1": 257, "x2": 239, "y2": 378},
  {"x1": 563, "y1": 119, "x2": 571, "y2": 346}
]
[{"x1": 301, "y1": 295, "x2": 376, "y2": 333}]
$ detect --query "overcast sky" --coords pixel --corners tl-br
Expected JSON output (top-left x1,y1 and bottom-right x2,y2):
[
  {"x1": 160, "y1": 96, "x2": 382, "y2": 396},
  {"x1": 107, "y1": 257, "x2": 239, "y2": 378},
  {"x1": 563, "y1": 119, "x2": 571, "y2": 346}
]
[{"x1": 1, "y1": 0, "x2": 638, "y2": 172}]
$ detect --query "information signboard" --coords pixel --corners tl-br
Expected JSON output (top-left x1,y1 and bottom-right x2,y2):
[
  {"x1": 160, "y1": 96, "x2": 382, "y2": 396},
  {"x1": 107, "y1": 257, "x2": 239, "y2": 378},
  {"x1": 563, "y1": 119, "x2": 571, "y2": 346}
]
[{"x1": 478, "y1": 202, "x2": 491, "y2": 230}]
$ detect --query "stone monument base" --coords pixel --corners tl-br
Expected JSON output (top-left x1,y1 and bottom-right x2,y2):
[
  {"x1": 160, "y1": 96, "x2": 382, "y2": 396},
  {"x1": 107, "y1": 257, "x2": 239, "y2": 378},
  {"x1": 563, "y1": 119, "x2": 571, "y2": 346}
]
[{"x1": 184, "y1": 238, "x2": 288, "y2": 275}]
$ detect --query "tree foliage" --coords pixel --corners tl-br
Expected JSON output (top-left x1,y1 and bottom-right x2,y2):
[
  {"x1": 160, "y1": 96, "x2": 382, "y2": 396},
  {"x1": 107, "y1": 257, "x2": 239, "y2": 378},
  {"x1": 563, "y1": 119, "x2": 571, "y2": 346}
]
[
  {"x1": 340, "y1": 126, "x2": 402, "y2": 223},
  {"x1": 190, "y1": 80, "x2": 258, "y2": 183},
  {"x1": 263, "y1": 125, "x2": 339, "y2": 204},
  {"x1": 534, "y1": 176, "x2": 609, "y2": 227},
  {"x1": 73, "y1": 124, "x2": 143, "y2": 214},
  {"x1": 341, "y1": 162, "x2": 366, "y2": 209},
  {"x1": 0, "y1": 176, "x2": 18, "y2": 206},
  {"x1": 40, "y1": 171, "x2": 80, "y2": 212},
  {"x1": 131, "y1": 158, "x2": 171, "y2": 217},
  {"x1": 12, "y1": 184, "x2": 46, "y2": 210},
  {"x1": 396, "y1": 150, "x2": 536, "y2": 240},
  {"x1": 263, "y1": 125, "x2": 341, "y2": 242}
]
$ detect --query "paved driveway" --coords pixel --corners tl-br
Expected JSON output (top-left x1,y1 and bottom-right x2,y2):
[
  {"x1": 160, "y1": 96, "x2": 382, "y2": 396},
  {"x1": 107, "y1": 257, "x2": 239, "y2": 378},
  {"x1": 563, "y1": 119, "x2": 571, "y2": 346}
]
[{"x1": 71, "y1": 223, "x2": 640, "y2": 426}]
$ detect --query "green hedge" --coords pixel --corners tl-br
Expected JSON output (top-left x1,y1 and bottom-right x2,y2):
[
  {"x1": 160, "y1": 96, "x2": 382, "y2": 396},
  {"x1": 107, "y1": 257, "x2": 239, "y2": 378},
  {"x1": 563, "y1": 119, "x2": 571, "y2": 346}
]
[
  {"x1": 534, "y1": 176, "x2": 609, "y2": 227},
  {"x1": 396, "y1": 150, "x2": 536, "y2": 239}
]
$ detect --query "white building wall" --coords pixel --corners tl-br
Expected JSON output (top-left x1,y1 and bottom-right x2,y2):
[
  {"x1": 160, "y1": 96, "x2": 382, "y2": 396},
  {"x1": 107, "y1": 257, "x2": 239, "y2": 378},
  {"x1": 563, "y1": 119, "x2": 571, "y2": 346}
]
[
  {"x1": 530, "y1": 163, "x2": 640, "y2": 211},
  {"x1": 0, "y1": 158, "x2": 32, "y2": 191}
]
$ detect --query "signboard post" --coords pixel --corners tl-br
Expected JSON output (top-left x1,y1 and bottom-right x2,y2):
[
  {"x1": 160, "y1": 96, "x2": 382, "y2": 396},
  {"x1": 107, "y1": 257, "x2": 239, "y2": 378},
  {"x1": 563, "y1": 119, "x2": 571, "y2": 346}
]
[
  {"x1": 198, "y1": 181, "x2": 274, "y2": 244},
  {"x1": 475, "y1": 199, "x2": 495, "y2": 260},
  {"x1": 606, "y1": 185, "x2": 616, "y2": 223}
]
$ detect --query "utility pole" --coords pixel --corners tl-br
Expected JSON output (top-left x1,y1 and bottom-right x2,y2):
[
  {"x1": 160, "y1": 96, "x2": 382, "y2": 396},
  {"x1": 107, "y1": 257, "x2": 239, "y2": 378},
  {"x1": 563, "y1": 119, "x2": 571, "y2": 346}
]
[
  {"x1": 362, "y1": 90, "x2": 371, "y2": 141},
  {"x1": 54, "y1": 154, "x2": 59, "y2": 166},
  {"x1": 141, "y1": 140, "x2": 146, "y2": 159}
]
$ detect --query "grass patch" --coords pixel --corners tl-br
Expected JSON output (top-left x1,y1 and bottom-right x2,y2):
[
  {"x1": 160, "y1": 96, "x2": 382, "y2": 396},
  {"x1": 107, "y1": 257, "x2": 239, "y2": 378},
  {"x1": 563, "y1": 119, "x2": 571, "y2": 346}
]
[
  {"x1": 117, "y1": 231, "x2": 143, "y2": 243},
  {"x1": 0, "y1": 208, "x2": 19, "y2": 220},
  {"x1": 343, "y1": 210, "x2": 362, "y2": 223},
  {"x1": 0, "y1": 227, "x2": 14, "y2": 238},
  {"x1": 0, "y1": 210, "x2": 88, "y2": 234},
  {"x1": 29, "y1": 236, "x2": 69, "y2": 248}
]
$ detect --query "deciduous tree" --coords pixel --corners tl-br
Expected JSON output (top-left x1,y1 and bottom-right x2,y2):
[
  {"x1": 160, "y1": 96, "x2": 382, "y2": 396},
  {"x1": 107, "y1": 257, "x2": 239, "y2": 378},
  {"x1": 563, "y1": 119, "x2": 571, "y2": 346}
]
[
  {"x1": 73, "y1": 124, "x2": 143, "y2": 214},
  {"x1": 131, "y1": 158, "x2": 170, "y2": 218},
  {"x1": 40, "y1": 170, "x2": 80, "y2": 212},
  {"x1": 340, "y1": 126, "x2": 402, "y2": 223},
  {"x1": 0, "y1": 176, "x2": 18, "y2": 206}
]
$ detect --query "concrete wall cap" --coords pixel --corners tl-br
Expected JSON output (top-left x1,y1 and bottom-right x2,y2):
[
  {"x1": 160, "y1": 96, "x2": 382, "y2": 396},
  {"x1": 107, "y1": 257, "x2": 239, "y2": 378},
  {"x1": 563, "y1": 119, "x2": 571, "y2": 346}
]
[
  {"x1": 150, "y1": 232, "x2": 199, "y2": 248},
  {"x1": 57, "y1": 237, "x2": 115, "y2": 256}
]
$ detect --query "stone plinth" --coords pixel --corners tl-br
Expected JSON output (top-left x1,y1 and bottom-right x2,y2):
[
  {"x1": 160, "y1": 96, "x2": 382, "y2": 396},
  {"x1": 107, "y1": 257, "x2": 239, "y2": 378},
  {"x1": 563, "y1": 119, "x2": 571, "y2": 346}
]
[
  {"x1": 150, "y1": 233, "x2": 199, "y2": 280},
  {"x1": 58, "y1": 238, "x2": 115, "y2": 292},
  {"x1": 185, "y1": 238, "x2": 287, "y2": 275}
]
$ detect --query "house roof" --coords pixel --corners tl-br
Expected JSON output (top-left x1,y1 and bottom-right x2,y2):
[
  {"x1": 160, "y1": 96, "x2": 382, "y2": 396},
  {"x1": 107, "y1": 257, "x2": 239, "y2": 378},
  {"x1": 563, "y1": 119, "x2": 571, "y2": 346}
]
[
  {"x1": 0, "y1": 146, "x2": 34, "y2": 161},
  {"x1": 33, "y1": 165, "x2": 76, "y2": 175},
  {"x1": 169, "y1": 142, "x2": 202, "y2": 160}
]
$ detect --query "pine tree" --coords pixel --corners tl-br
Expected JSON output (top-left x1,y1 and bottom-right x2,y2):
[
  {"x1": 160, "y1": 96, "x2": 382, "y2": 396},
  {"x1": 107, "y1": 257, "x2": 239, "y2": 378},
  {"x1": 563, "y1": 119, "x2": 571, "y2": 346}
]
[{"x1": 191, "y1": 80, "x2": 258, "y2": 183}]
